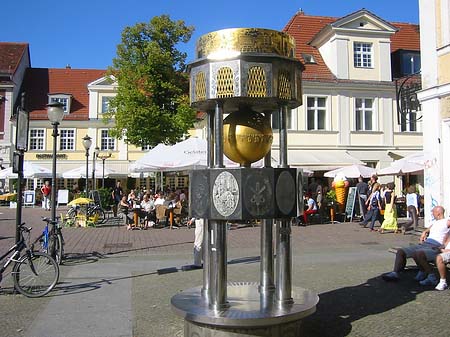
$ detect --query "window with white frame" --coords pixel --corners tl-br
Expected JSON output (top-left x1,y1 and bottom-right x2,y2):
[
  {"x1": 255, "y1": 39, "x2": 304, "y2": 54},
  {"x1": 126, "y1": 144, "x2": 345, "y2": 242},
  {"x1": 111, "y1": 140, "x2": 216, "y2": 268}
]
[
  {"x1": 29, "y1": 128, "x2": 45, "y2": 150},
  {"x1": 101, "y1": 129, "x2": 115, "y2": 150},
  {"x1": 101, "y1": 96, "x2": 113, "y2": 114},
  {"x1": 355, "y1": 98, "x2": 374, "y2": 131},
  {"x1": 306, "y1": 97, "x2": 327, "y2": 130},
  {"x1": 354, "y1": 42, "x2": 372, "y2": 68},
  {"x1": 59, "y1": 129, "x2": 75, "y2": 150},
  {"x1": 48, "y1": 94, "x2": 72, "y2": 114},
  {"x1": 271, "y1": 109, "x2": 295, "y2": 130}
]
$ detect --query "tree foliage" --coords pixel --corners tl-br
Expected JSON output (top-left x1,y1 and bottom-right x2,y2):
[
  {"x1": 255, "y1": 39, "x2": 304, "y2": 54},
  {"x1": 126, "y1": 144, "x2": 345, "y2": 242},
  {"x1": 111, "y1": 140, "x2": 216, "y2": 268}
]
[{"x1": 105, "y1": 15, "x2": 196, "y2": 147}]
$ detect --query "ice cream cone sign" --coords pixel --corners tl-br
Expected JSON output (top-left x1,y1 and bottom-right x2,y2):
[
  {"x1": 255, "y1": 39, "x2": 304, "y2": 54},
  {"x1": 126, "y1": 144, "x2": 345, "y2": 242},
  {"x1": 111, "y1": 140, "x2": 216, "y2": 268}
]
[{"x1": 332, "y1": 174, "x2": 349, "y2": 213}]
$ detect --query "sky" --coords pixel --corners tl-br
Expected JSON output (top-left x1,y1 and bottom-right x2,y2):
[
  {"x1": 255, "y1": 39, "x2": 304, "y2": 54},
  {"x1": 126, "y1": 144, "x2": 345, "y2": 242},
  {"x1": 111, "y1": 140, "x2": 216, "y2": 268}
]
[{"x1": 2, "y1": 0, "x2": 419, "y2": 70}]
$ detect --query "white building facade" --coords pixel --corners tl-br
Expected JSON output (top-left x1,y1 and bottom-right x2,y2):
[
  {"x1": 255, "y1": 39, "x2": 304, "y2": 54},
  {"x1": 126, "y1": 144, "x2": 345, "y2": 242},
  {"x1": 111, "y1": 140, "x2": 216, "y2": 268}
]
[{"x1": 417, "y1": 0, "x2": 450, "y2": 222}]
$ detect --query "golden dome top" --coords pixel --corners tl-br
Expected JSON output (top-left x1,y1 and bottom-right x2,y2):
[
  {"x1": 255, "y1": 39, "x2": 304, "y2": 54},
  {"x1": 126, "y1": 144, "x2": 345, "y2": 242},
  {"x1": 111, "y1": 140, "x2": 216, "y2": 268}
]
[{"x1": 195, "y1": 28, "x2": 295, "y2": 60}]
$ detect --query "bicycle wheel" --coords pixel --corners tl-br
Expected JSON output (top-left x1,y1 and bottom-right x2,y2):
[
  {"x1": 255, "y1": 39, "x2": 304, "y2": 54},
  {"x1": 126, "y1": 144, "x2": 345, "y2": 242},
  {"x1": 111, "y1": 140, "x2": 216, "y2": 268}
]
[
  {"x1": 93, "y1": 208, "x2": 106, "y2": 224},
  {"x1": 54, "y1": 233, "x2": 64, "y2": 265},
  {"x1": 12, "y1": 251, "x2": 59, "y2": 298}
]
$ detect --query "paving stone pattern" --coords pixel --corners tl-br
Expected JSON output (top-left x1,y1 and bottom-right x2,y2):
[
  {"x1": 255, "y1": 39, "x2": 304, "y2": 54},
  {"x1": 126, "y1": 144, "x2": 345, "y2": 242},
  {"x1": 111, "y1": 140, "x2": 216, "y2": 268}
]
[{"x1": 0, "y1": 207, "x2": 448, "y2": 337}]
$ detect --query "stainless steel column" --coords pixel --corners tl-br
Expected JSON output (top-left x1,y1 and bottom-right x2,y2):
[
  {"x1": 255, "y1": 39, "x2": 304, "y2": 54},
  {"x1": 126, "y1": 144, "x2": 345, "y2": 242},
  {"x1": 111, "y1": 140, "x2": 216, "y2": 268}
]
[
  {"x1": 202, "y1": 110, "x2": 214, "y2": 299},
  {"x1": 260, "y1": 148, "x2": 274, "y2": 294},
  {"x1": 209, "y1": 100, "x2": 227, "y2": 310},
  {"x1": 214, "y1": 101, "x2": 224, "y2": 168},
  {"x1": 210, "y1": 220, "x2": 228, "y2": 310},
  {"x1": 276, "y1": 219, "x2": 292, "y2": 304},
  {"x1": 278, "y1": 105, "x2": 288, "y2": 169},
  {"x1": 260, "y1": 218, "x2": 274, "y2": 294},
  {"x1": 276, "y1": 105, "x2": 293, "y2": 304}
]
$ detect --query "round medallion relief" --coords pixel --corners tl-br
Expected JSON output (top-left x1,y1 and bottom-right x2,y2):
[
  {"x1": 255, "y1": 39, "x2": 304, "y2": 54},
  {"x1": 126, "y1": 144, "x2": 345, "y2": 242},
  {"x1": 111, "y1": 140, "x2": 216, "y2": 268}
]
[{"x1": 212, "y1": 171, "x2": 239, "y2": 217}]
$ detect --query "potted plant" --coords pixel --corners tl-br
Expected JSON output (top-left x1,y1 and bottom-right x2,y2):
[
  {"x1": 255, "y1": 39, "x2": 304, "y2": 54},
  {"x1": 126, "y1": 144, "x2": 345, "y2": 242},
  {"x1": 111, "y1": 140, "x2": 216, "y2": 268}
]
[{"x1": 325, "y1": 190, "x2": 337, "y2": 222}]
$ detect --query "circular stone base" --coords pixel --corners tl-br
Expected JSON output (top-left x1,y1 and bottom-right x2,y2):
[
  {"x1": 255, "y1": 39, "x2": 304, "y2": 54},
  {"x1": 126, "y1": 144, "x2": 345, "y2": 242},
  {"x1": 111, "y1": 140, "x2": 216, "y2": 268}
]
[{"x1": 171, "y1": 282, "x2": 318, "y2": 337}]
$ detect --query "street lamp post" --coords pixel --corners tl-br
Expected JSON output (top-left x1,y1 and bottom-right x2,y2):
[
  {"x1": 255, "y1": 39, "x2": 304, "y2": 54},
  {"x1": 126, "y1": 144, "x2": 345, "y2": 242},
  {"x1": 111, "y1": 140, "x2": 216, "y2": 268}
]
[
  {"x1": 97, "y1": 148, "x2": 113, "y2": 188},
  {"x1": 82, "y1": 135, "x2": 92, "y2": 197},
  {"x1": 92, "y1": 146, "x2": 99, "y2": 191},
  {"x1": 47, "y1": 102, "x2": 65, "y2": 225}
]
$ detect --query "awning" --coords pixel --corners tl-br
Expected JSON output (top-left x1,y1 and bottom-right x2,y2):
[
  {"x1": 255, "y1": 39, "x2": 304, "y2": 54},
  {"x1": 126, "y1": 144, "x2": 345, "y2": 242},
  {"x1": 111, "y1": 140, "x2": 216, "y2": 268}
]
[{"x1": 272, "y1": 150, "x2": 363, "y2": 171}]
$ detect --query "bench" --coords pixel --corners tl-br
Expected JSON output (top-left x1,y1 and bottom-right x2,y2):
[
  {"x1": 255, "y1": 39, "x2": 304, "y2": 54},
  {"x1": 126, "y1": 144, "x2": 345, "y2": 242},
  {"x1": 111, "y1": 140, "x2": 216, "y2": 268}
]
[
  {"x1": 307, "y1": 212, "x2": 323, "y2": 224},
  {"x1": 388, "y1": 246, "x2": 450, "y2": 270}
]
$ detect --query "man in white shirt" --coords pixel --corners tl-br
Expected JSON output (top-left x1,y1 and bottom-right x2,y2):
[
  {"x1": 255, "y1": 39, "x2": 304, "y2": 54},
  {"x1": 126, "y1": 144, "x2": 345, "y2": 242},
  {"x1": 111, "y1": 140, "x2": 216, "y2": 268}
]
[
  {"x1": 154, "y1": 194, "x2": 165, "y2": 206},
  {"x1": 382, "y1": 205, "x2": 450, "y2": 282}
]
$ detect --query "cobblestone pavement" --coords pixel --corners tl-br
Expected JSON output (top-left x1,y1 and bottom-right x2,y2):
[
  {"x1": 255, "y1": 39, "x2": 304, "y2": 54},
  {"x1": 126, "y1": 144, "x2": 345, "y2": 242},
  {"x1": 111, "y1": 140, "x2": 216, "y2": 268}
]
[{"x1": 0, "y1": 206, "x2": 448, "y2": 337}]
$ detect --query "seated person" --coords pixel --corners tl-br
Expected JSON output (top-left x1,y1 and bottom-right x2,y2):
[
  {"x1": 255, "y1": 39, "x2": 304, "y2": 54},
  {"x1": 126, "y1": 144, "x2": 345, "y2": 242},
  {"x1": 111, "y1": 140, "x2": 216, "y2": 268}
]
[
  {"x1": 303, "y1": 194, "x2": 318, "y2": 224},
  {"x1": 154, "y1": 193, "x2": 165, "y2": 206},
  {"x1": 435, "y1": 236, "x2": 450, "y2": 290},
  {"x1": 172, "y1": 197, "x2": 183, "y2": 223},
  {"x1": 413, "y1": 235, "x2": 450, "y2": 290},
  {"x1": 382, "y1": 205, "x2": 450, "y2": 282},
  {"x1": 118, "y1": 195, "x2": 133, "y2": 229},
  {"x1": 127, "y1": 189, "x2": 137, "y2": 207},
  {"x1": 140, "y1": 194, "x2": 156, "y2": 229}
]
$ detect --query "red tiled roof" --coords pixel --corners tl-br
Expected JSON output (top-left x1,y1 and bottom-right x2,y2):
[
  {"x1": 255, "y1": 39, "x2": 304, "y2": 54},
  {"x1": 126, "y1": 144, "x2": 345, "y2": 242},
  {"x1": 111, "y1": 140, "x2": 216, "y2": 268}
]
[
  {"x1": 283, "y1": 13, "x2": 336, "y2": 81},
  {"x1": 0, "y1": 42, "x2": 28, "y2": 74},
  {"x1": 283, "y1": 11, "x2": 420, "y2": 81},
  {"x1": 23, "y1": 68, "x2": 105, "y2": 120},
  {"x1": 391, "y1": 22, "x2": 420, "y2": 52}
]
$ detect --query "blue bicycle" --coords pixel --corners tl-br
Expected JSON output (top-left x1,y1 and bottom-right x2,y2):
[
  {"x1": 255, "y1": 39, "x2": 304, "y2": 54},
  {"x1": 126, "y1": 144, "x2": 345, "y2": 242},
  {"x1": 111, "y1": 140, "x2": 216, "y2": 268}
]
[{"x1": 32, "y1": 217, "x2": 65, "y2": 265}]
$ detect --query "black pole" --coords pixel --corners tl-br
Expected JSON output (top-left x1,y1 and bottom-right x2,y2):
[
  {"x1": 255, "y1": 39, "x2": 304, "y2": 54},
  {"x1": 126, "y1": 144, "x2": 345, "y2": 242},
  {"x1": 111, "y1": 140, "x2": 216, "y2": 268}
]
[
  {"x1": 15, "y1": 93, "x2": 27, "y2": 243},
  {"x1": 102, "y1": 159, "x2": 105, "y2": 188},
  {"x1": 92, "y1": 149, "x2": 97, "y2": 191},
  {"x1": 15, "y1": 151, "x2": 24, "y2": 243},
  {"x1": 85, "y1": 150, "x2": 89, "y2": 197},
  {"x1": 51, "y1": 122, "x2": 59, "y2": 223}
]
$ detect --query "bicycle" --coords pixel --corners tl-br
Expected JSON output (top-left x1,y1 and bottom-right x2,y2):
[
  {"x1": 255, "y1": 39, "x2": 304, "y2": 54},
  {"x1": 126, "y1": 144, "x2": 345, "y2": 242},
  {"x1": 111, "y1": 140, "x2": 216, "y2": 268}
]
[
  {"x1": 67, "y1": 203, "x2": 106, "y2": 224},
  {"x1": 32, "y1": 217, "x2": 65, "y2": 265},
  {"x1": 0, "y1": 223, "x2": 59, "y2": 297}
]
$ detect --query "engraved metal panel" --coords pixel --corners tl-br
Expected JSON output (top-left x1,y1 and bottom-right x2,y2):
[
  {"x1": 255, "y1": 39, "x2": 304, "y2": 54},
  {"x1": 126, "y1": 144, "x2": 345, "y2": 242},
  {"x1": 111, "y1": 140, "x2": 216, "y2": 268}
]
[
  {"x1": 243, "y1": 169, "x2": 273, "y2": 218},
  {"x1": 275, "y1": 169, "x2": 296, "y2": 216},
  {"x1": 242, "y1": 61, "x2": 272, "y2": 98},
  {"x1": 278, "y1": 69, "x2": 292, "y2": 100},
  {"x1": 189, "y1": 170, "x2": 210, "y2": 218},
  {"x1": 211, "y1": 60, "x2": 241, "y2": 99},
  {"x1": 247, "y1": 66, "x2": 267, "y2": 98},
  {"x1": 190, "y1": 64, "x2": 210, "y2": 103},
  {"x1": 196, "y1": 28, "x2": 296, "y2": 59},
  {"x1": 212, "y1": 171, "x2": 240, "y2": 217},
  {"x1": 216, "y1": 67, "x2": 235, "y2": 98},
  {"x1": 195, "y1": 71, "x2": 207, "y2": 101}
]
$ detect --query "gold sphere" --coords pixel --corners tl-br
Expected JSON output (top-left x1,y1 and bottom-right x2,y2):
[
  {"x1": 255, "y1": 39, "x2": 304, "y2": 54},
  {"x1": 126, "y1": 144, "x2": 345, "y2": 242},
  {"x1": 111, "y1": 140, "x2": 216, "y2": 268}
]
[{"x1": 223, "y1": 108, "x2": 273, "y2": 167}]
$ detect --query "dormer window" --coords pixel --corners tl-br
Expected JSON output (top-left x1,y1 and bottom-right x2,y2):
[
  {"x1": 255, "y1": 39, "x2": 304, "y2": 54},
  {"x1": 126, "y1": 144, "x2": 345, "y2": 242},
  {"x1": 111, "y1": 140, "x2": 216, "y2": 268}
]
[
  {"x1": 101, "y1": 96, "x2": 114, "y2": 114},
  {"x1": 301, "y1": 53, "x2": 316, "y2": 64},
  {"x1": 48, "y1": 93, "x2": 72, "y2": 115},
  {"x1": 353, "y1": 42, "x2": 372, "y2": 68}
]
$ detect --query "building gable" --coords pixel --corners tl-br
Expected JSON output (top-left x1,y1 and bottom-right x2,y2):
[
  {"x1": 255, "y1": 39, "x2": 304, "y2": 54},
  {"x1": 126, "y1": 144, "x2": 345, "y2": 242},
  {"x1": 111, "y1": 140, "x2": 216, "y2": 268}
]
[
  {"x1": 284, "y1": 9, "x2": 418, "y2": 83},
  {"x1": 23, "y1": 68, "x2": 106, "y2": 121},
  {"x1": 330, "y1": 9, "x2": 398, "y2": 33}
]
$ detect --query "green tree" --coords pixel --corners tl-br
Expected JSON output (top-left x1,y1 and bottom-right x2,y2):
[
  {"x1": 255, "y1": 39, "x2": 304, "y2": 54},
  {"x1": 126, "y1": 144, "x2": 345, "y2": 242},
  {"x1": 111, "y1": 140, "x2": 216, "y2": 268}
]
[{"x1": 105, "y1": 15, "x2": 196, "y2": 147}]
